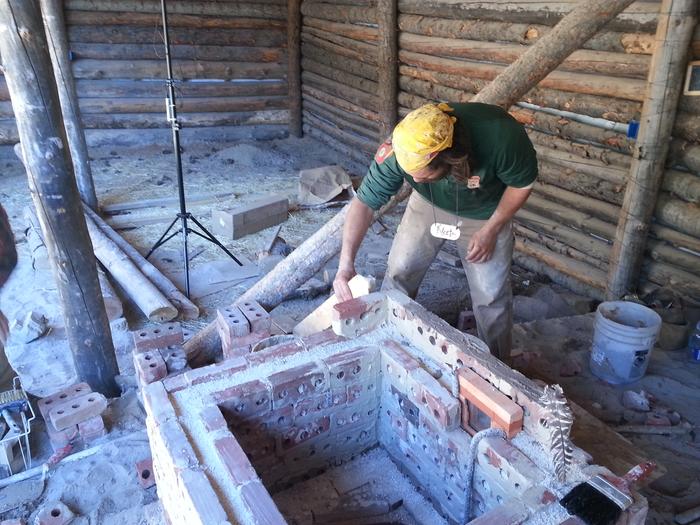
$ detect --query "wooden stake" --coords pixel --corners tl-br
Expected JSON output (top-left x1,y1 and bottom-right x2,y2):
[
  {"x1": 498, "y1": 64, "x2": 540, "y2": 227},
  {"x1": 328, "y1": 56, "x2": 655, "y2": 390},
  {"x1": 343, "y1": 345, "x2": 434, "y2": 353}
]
[
  {"x1": 287, "y1": 0, "x2": 302, "y2": 137},
  {"x1": 472, "y1": 0, "x2": 638, "y2": 108},
  {"x1": 377, "y1": 0, "x2": 398, "y2": 138},
  {"x1": 40, "y1": 0, "x2": 98, "y2": 210},
  {"x1": 0, "y1": 0, "x2": 118, "y2": 396},
  {"x1": 606, "y1": 0, "x2": 697, "y2": 299}
]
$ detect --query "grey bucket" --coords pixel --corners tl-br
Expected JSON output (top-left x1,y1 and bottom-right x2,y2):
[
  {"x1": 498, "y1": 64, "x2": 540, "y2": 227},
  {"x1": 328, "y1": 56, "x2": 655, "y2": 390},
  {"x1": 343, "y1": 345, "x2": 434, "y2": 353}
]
[{"x1": 590, "y1": 301, "x2": 662, "y2": 384}]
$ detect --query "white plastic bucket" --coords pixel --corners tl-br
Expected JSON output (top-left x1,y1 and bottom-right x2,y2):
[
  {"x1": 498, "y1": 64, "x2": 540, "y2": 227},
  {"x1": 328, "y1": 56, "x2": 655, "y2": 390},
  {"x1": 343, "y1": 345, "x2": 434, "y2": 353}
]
[{"x1": 590, "y1": 301, "x2": 662, "y2": 384}]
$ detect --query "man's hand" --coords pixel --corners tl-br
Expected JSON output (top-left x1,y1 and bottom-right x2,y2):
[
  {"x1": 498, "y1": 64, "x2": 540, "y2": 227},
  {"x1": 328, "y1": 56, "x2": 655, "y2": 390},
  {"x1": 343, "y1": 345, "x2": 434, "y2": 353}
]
[
  {"x1": 333, "y1": 267, "x2": 356, "y2": 302},
  {"x1": 466, "y1": 225, "x2": 499, "y2": 263}
]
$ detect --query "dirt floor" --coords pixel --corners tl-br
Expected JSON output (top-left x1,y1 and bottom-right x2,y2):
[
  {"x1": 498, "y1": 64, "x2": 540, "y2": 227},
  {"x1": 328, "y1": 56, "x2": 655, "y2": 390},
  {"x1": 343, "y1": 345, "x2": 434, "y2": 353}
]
[{"x1": 0, "y1": 135, "x2": 698, "y2": 524}]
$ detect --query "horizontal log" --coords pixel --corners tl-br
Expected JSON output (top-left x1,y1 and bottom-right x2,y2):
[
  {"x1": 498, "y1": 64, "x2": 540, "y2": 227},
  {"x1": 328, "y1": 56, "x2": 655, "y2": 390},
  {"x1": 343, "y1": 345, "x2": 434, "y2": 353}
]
[
  {"x1": 515, "y1": 223, "x2": 606, "y2": 269},
  {"x1": 73, "y1": 78, "x2": 287, "y2": 98},
  {"x1": 641, "y1": 259, "x2": 700, "y2": 299},
  {"x1": 679, "y1": 93, "x2": 700, "y2": 115},
  {"x1": 299, "y1": 3, "x2": 376, "y2": 24},
  {"x1": 661, "y1": 169, "x2": 700, "y2": 204},
  {"x1": 400, "y1": 33, "x2": 650, "y2": 78},
  {"x1": 302, "y1": 71, "x2": 378, "y2": 111},
  {"x1": 534, "y1": 182, "x2": 619, "y2": 224},
  {"x1": 303, "y1": 124, "x2": 372, "y2": 174},
  {"x1": 302, "y1": 93, "x2": 380, "y2": 133},
  {"x1": 65, "y1": 0, "x2": 286, "y2": 19},
  {"x1": 301, "y1": 42, "x2": 378, "y2": 81},
  {"x1": 77, "y1": 96, "x2": 288, "y2": 114},
  {"x1": 537, "y1": 160, "x2": 626, "y2": 206},
  {"x1": 302, "y1": 27, "x2": 376, "y2": 59},
  {"x1": 655, "y1": 193, "x2": 700, "y2": 239},
  {"x1": 399, "y1": 67, "x2": 641, "y2": 123},
  {"x1": 398, "y1": 1, "x2": 659, "y2": 33},
  {"x1": 304, "y1": 16, "x2": 378, "y2": 42},
  {"x1": 668, "y1": 139, "x2": 700, "y2": 175},
  {"x1": 535, "y1": 145, "x2": 628, "y2": 186},
  {"x1": 71, "y1": 59, "x2": 287, "y2": 80},
  {"x1": 301, "y1": 85, "x2": 380, "y2": 121},
  {"x1": 400, "y1": 51, "x2": 646, "y2": 102},
  {"x1": 302, "y1": 57, "x2": 378, "y2": 94},
  {"x1": 303, "y1": 112, "x2": 376, "y2": 154},
  {"x1": 303, "y1": 99, "x2": 378, "y2": 141},
  {"x1": 66, "y1": 10, "x2": 287, "y2": 29},
  {"x1": 527, "y1": 129, "x2": 631, "y2": 167},
  {"x1": 673, "y1": 111, "x2": 700, "y2": 143},
  {"x1": 68, "y1": 25, "x2": 286, "y2": 47},
  {"x1": 301, "y1": 32, "x2": 377, "y2": 65},
  {"x1": 80, "y1": 109, "x2": 289, "y2": 128},
  {"x1": 304, "y1": 0, "x2": 376, "y2": 5},
  {"x1": 513, "y1": 251, "x2": 605, "y2": 300},
  {"x1": 70, "y1": 43, "x2": 286, "y2": 63},
  {"x1": 398, "y1": 14, "x2": 655, "y2": 55}
]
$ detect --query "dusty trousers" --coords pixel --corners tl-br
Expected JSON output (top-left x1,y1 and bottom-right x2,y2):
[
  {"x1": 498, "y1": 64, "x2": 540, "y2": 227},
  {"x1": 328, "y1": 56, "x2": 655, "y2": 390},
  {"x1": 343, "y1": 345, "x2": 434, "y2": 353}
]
[{"x1": 382, "y1": 191, "x2": 514, "y2": 363}]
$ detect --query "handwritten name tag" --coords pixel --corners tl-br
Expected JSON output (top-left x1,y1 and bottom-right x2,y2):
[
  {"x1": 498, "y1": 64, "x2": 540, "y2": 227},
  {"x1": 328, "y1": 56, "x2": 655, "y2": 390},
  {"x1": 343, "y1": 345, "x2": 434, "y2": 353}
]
[{"x1": 430, "y1": 222, "x2": 461, "y2": 240}]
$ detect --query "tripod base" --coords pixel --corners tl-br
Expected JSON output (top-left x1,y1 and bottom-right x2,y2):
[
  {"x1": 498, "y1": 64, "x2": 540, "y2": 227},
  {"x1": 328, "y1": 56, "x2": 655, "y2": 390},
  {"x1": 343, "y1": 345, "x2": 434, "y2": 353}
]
[{"x1": 147, "y1": 212, "x2": 242, "y2": 297}]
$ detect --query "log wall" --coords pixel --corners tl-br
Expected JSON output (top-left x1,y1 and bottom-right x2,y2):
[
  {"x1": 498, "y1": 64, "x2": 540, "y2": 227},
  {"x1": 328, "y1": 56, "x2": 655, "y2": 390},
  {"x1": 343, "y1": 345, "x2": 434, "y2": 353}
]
[
  {"x1": 297, "y1": 0, "x2": 700, "y2": 300},
  {"x1": 0, "y1": 0, "x2": 290, "y2": 145}
]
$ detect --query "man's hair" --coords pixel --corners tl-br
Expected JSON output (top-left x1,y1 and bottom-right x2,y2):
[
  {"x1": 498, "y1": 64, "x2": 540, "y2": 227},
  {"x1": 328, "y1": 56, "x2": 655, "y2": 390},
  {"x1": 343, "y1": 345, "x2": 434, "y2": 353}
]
[{"x1": 430, "y1": 130, "x2": 475, "y2": 184}]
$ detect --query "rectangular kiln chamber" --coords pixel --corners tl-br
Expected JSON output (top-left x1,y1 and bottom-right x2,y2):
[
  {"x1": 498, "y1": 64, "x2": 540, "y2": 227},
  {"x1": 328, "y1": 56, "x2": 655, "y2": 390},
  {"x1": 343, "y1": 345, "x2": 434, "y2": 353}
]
[{"x1": 143, "y1": 290, "x2": 646, "y2": 524}]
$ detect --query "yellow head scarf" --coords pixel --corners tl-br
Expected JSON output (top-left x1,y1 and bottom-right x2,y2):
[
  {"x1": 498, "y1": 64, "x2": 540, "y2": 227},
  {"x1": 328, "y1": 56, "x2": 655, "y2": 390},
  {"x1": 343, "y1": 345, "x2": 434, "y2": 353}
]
[{"x1": 392, "y1": 103, "x2": 456, "y2": 173}]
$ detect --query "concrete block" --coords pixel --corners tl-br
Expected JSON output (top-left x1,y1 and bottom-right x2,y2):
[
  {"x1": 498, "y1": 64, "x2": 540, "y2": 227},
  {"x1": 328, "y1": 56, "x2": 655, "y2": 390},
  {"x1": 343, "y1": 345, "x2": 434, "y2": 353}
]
[
  {"x1": 136, "y1": 458, "x2": 156, "y2": 489},
  {"x1": 132, "y1": 322, "x2": 183, "y2": 353},
  {"x1": 48, "y1": 392, "x2": 108, "y2": 431},
  {"x1": 35, "y1": 501, "x2": 74, "y2": 525},
  {"x1": 458, "y1": 369, "x2": 523, "y2": 438},
  {"x1": 133, "y1": 351, "x2": 167, "y2": 386},
  {"x1": 38, "y1": 383, "x2": 92, "y2": 421},
  {"x1": 212, "y1": 195, "x2": 288, "y2": 240}
]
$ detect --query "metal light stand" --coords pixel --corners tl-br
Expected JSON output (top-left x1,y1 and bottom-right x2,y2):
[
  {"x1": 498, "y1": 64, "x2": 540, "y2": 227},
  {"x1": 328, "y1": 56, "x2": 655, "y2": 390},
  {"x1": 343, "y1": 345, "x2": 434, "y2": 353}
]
[{"x1": 147, "y1": 0, "x2": 242, "y2": 297}]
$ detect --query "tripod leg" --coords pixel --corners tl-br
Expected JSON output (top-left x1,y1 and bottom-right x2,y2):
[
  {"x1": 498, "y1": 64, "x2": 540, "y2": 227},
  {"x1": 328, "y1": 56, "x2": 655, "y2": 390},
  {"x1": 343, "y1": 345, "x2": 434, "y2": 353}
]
[
  {"x1": 146, "y1": 216, "x2": 179, "y2": 258},
  {"x1": 187, "y1": 215, "x2": 243, "y2": 266},
  {"x1": 180, "y1": 214, "x2": 191, "y2": 297}
]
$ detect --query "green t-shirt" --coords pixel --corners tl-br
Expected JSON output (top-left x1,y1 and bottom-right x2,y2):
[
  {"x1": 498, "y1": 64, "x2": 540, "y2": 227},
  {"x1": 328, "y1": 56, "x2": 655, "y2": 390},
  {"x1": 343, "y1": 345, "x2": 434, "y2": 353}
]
[{"x1": 356, "y1": 103, "x2": 538, "y2": 220}]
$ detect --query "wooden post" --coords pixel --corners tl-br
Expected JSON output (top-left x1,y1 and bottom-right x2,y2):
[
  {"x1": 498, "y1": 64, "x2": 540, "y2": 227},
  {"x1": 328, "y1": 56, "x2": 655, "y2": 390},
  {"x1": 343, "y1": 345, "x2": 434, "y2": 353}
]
[
  {"x1": 39, "y1": 0, "x2": 98, "y2": 210},
  {"x1": 287, "y1": 0, "x2": 302, "y2": 137},
  {"x1": 606, "y1": 0, "x2": 697, "y2": 300},
  {"x1": 473, "y1": 0, "x2": 637, "y2": 108},
  {"x1": 377, "y1": 0, "x2": 398, "y2": 138},
  {"x1": 0, "y1": 0, "x2": 119, "y2": 396}
]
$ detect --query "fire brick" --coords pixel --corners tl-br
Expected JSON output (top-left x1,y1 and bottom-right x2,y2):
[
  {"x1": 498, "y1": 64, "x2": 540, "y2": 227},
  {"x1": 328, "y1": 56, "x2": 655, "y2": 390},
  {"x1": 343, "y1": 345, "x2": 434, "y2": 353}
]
[
  {"x1": 38, "y1": 383, "x2": 92, "y2": 421},
  {"x1": 48, "y1": 392, "x2": 108, "y2": 431},
  {"x1": 268, "y1": 363, "x2": 326, "y2": 409},
  {"x1": 458, "y1": 369, "x2": 524, "y2": 438},
  {"x1": 132, "y1": 322, "x2": 184, "y2": 353},
  {"x1": 409, "y1": 367, "x2": 460, "y2": 430},
  {"x1": 134, "y1": 351, "x2": 168, "y2": 386}
]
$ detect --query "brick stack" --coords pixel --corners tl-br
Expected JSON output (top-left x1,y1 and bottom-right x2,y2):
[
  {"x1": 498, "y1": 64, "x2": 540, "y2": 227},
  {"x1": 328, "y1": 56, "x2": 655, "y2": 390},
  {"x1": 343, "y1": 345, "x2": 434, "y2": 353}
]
[
  {"x1": 38, "y1": 383, "x2": 108, "y2": 450},
  {"x1": 131, "y1": 322, "x2": 187, "y2": 387},
  {"x1": 216, "y1": 301, "x2": 272, "y2": 359}
]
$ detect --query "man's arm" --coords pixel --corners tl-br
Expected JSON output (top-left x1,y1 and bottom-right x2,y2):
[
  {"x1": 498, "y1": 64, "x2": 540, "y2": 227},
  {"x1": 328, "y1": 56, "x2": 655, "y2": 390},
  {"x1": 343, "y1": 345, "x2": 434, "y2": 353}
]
[
  {"x1": 333, "y1": 197, "x2": 375, "y2": 301},
  {"x1": 466, "y1": 186, "x2": 531, "y2": 263}
]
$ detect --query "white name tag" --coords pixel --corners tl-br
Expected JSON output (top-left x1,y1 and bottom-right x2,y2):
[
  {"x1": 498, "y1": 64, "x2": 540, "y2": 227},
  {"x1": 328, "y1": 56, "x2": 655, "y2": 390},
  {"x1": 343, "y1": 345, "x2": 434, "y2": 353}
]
[{"x1": 430, "y1": 222, "x2": 461, "y2": 240}]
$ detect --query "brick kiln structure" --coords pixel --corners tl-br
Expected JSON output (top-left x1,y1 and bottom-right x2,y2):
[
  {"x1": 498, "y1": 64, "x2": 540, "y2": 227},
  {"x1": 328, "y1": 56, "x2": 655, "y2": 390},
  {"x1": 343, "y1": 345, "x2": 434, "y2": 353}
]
[{"x1": 140, "y1": 291, "x2": 647, "y2": 524}]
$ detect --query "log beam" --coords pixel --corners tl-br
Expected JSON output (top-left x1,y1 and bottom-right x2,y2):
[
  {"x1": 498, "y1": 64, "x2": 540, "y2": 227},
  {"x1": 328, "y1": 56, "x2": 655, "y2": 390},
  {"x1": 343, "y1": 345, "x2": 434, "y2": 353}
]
[
  {"x1": 287, "y1": 0, "x2": 301, "y2": 136},
  {"x1": 606, "y1": 0, "x2": 697, "y2": 299},
  {"x1": 0, "y1": 0, "x2": 118, "y2": 396}
]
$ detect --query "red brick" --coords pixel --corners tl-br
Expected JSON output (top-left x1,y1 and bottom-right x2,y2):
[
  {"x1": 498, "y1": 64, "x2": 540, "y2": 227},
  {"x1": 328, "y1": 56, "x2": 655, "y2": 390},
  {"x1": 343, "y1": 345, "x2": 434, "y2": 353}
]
[
  {"x1": 45, "y1": 418, "x2": 79, "y2": 451},
  {"x1": 215, "y1": 435, "x2": 258, "y2": 484},
  {"x1": 213, "y1": 379, "x2": 271, "y2": 420},
  {"x1": 322, "y1": 347, "x2": 374, "y2": 392},
  {"x1": 381, "y1": 341, "x2": 420, "y2": 390},
  {"x1": 78, "y1": 416, "x2": 106, "y2": 443},
  {"x1": 182, "y1": 355, "x2": 248, "y2": 386},
  {"x1": 38, "y1": 383, "x2": 91, "y2": 421},
  {"x1": 216, "y1": 306, "x2": 251, "y2": 341},
  {"x1": 200, "y1": 406, "x2": 228, "y2": 433},
  {"x1": 332, "y1": 297, "x2": 373, "y2": 321},
  {"x1": 132, "y1": 322, "x2": 183, "y2": 352},
  {"x1": 246, "y1": 340, "x2": 304, "y2": 367},
  {"x1": 136, "y1": 458, "x2": 156, "y2": 489},
  {"x1": 292, "y1": 392, "x2": 332, "y2": 418},
  {"x1": 223, "y1": 330, "x2": 270, "y2": 359},
  {"x1": 143, "y1": 381, "x2": 177, "y2": 425},
  {"x1": 134, "y1": 351, "x2": 167, "y2": 386},
  {"x1": 477, "y1": 437, "x2": 544, "y2": 495},
  {"x1": 268, "y1": 362, "x2": 326, "y2": 409},
  {"x1": 301, "y1": 328, "x2": 347, "y2": 348},
  {"x1": 458, "y1": 369, "x2": 524, "y2": 438},
  {"x1": 35, "y1": 501, "x2": 74, "y2": 525},
  {"x1": 236, "y1": 431, "x2": 276, "y2": 463},
  {"x1": 178, "y1": 468, "x2": 230, "y2": 524},
  {"x1": 237, "y1": 300, "x2": 272, "y2": 333},
  {"x1": 238, "y1": 480, "x2": 286, "y2": 525},
  {"x1": 278, "y1": 416, "x2": 330, "y2": 451},
  {"x1": 457, "y1": 309, "x2": 476, "y2": 332},
  {"x1": 158, "y1": 345, "x2": 188, "y2": 374},
  {"x1": 331, "y1": 293, "x2": 386, "y2": 336},
  {"x1": 48, "y1": 392, "x2": 108, "y2": 431},
  {"x1": 410, "y1": 368, "x2": 460, "y2": 430}
]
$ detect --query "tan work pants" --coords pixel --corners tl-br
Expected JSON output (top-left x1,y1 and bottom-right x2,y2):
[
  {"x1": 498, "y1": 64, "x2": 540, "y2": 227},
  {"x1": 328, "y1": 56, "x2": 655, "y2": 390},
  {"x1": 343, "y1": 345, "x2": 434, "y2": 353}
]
[{"x1": 382, "y1": 191, "x2": 514, "y2": 363}]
